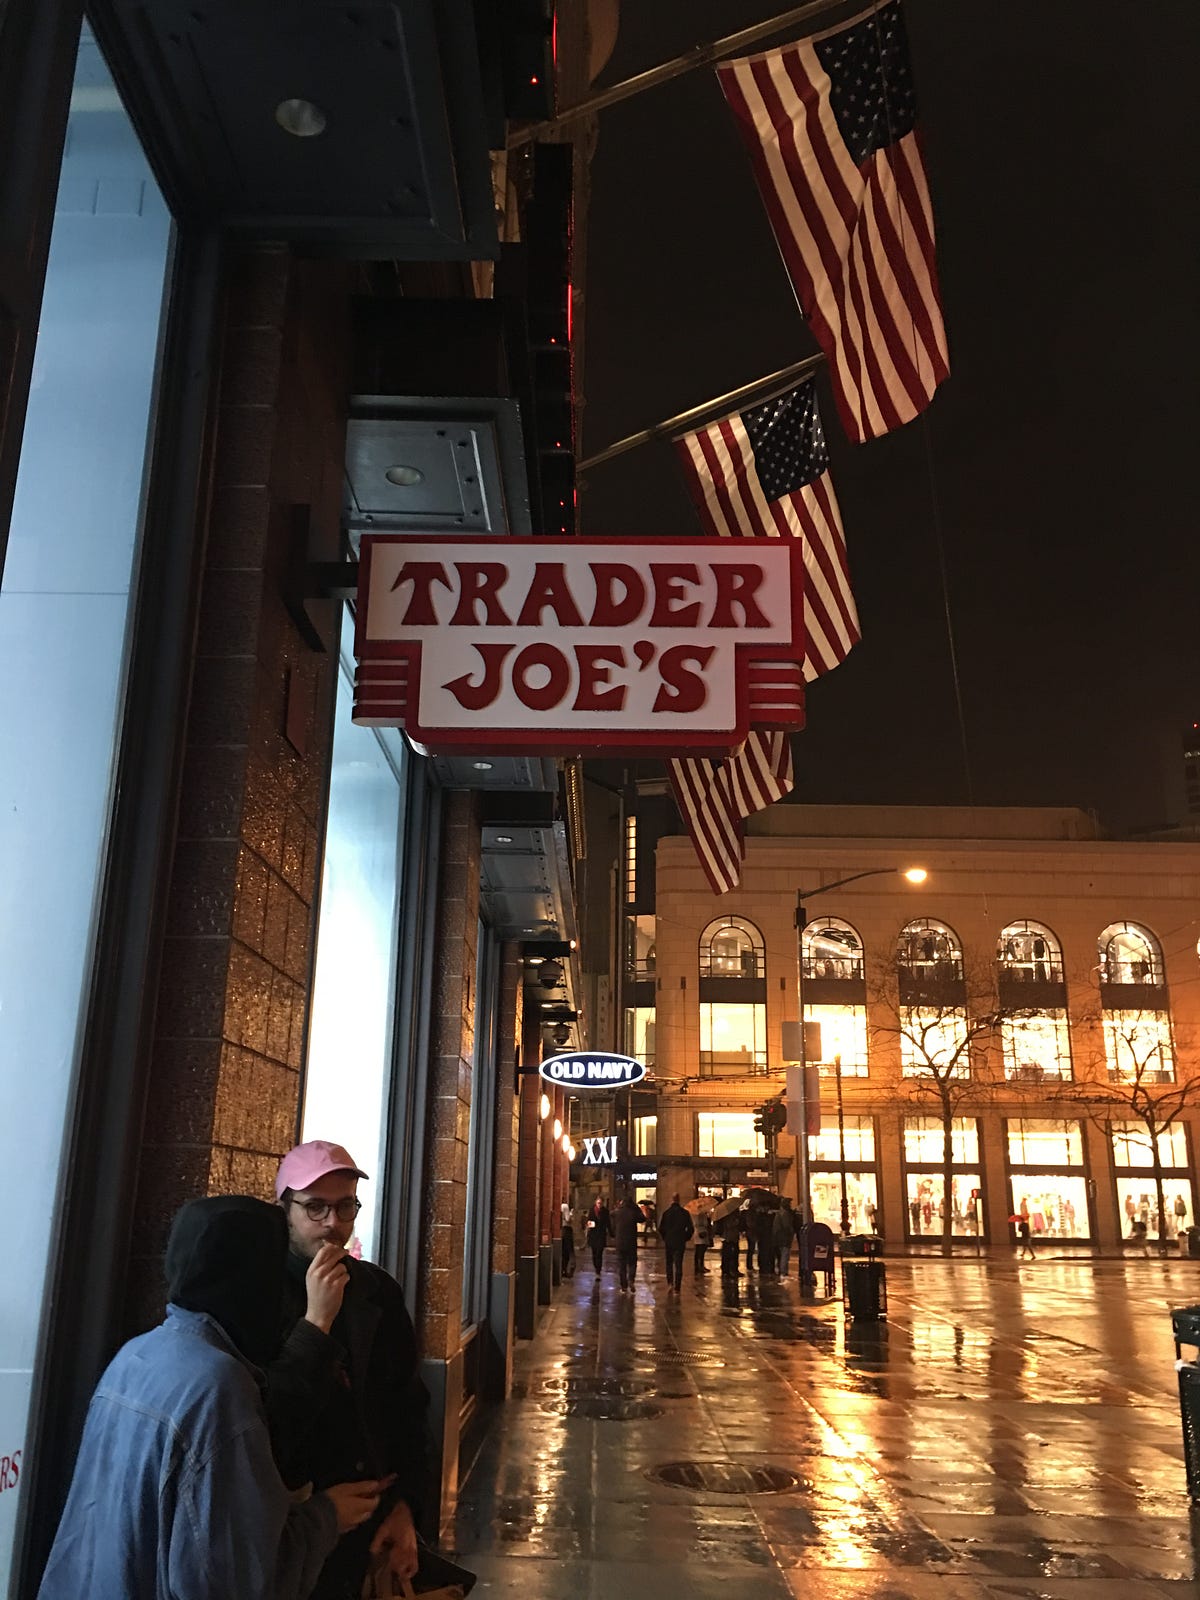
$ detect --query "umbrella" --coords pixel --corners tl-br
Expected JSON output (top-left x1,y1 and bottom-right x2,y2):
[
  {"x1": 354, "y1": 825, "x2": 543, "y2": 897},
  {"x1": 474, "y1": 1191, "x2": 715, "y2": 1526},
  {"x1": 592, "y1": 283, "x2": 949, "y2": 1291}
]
[
  {"x1": 684, "y1": 1196, "x2": 716, "y2": 1215},
  {"x1": 709, "y1": 1195, "x2": 745, "y2": 1221},
  {"x1": 742, "y1": 1187, "x2": 783, "y2": 1210}
]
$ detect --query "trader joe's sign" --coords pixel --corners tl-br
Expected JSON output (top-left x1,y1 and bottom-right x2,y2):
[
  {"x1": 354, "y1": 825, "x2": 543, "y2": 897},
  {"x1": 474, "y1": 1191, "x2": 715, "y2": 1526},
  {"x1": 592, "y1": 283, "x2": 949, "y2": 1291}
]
[{"x1": 353, "y1": 535, "x2": 806, "y2": 756}]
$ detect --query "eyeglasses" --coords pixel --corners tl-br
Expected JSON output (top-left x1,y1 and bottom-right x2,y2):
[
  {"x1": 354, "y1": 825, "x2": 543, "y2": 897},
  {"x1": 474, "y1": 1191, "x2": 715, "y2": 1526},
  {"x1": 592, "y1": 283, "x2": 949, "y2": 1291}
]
[{"x1": 290, "y1": 1196, "x2": 362, "y2": 1223}]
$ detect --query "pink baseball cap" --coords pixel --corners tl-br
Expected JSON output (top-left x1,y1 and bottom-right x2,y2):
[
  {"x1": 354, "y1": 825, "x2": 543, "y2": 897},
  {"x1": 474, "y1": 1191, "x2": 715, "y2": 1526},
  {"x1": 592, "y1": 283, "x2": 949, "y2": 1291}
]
[{"x1": 275, "y1": 1140, "x2": 369, "y2": 1199}]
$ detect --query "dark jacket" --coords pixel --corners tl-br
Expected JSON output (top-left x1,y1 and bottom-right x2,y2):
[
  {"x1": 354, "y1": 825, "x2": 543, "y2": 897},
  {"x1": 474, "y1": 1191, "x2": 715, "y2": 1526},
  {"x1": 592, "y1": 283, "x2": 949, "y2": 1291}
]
[
  {"x1": 39, "y1": 1197, "x2": 336, "y2": 1600},
  {"x1": 266, "y1": 1252, "x2": 431, "y2": 1597},
  {"x1": 585, "y1": 1204, "x2": 612, "y2": 1244},
  {"x1": 613, "y1": 1199, "x2": 642, "y2": 1251},
  {"x1": 658, "y1": 1202, "x2": 695, "y2": 1249}
]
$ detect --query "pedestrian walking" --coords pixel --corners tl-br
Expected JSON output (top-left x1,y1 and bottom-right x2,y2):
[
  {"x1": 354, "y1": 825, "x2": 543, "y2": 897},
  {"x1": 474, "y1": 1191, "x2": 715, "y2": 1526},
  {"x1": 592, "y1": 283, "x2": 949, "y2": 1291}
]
[
  {"x1": 586, "y1": 1197, "x2": 612, "y2": 1272},
  {"x1": 37, "y1": 1196, "x2": 385, "y2": 1600},
  {"x1": 658, "y1": 1193, "x2": 695, "y2": 1292},
  {"x1": 268, "y1": 1139, "x2": 429, "y2": 1598},
  {"x1": 614, "y1": 1193, "x2": 642, "y2": 1291},
  {"x1": 719, "y1": 1214, "x2": 741, "y2": 1279},
  {"x1": 773, "y1": 1197, "x2": 795, "y2": 1277},
  {"x1": 1017, "y1": 1216, "x2": 1036, "y2": 1259},
  {"x1": 561, "y1": 1199, "x2": 575, "y2": 1278},
  {"x1": 754, "y1": 1207, "x2": 776, "y2": 1277},
  {"x1": 693, "y1": 1211, "x2": 713, "y2": 1276}
]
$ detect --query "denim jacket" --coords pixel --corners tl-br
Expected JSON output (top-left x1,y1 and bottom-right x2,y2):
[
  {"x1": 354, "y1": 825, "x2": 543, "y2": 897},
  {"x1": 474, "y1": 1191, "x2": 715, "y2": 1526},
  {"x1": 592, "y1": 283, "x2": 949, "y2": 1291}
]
[{"x1": 38, "y1": 1306, "x2": 337, "y2": 1600}]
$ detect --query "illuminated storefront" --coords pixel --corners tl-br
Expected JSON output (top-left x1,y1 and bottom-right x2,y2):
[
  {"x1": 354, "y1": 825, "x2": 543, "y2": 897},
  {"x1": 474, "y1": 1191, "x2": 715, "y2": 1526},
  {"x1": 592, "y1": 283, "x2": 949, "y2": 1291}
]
[
  {"x1": 808, "y1": 1116, "x2": 879, "y2": 1233},
  {"x1": 903, "y1": 1118, "x2": 983, "y2": 1238},
  {"x1": 1005, "y1": 1119, "x2": 1090, "y2": 1240},
  {"x1": 1111, "y1": 1122, "x2": 1194, "y2": 1241}
]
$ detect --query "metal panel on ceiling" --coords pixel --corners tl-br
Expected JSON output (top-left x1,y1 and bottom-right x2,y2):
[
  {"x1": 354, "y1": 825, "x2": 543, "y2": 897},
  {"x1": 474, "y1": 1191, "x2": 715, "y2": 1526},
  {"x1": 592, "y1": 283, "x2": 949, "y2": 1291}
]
[{"x1": 95, "y1": 0, "x2": 497, "y2": 254}]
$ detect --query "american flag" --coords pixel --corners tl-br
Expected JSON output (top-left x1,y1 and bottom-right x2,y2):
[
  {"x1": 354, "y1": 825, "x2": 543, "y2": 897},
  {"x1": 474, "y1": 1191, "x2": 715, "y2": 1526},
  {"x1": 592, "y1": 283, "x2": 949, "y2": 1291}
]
[
  {"x1": 669, "y1": 378, "x2": 859, "y2": 893},
  {"x1": 718, "y1": 0, "x2": 949, "y2": 443}
]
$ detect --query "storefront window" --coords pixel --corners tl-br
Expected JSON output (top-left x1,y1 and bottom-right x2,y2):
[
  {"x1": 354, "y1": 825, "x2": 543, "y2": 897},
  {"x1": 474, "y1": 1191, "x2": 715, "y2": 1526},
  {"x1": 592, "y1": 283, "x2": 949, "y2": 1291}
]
[
  {"x1": 903, "y1": 1118, "x2": 981, "y2": 1238},
  {"x1": 1110, "y1": 1121, "x2": 1188, "y2": 1168},
  {"x1": 1103, "y1": 1010, "x2": 1174, "y2": 1083},
  {"x1": 303, "y1": 610, "x2": 408, "y2": 1264},
  {"x1": 624, "y1": 1005, "x2": 656, "y2": 1068},
  {"x1": 633, "y1": 1115, "x2": 658, "y2": 1157},
  {"x1": 0, "y1": 28, "x2": 172, "y2": 1585},
  {"x1": 810, "y1": 1115, "x2": 876, "y2": 1164},
  {"x1": 809, "y1": 1116, "x2": 878, "y2": 1232},
  {"x1": 997, "y1": 921, "x2": 1063, "y2": 983},
  {"x1": 699, "y1": 1001, "x2": 767, "y2": 1073},
  {"x1": 900, "y1": 1008, "x2": 969, "y2": 1076},
  {"x1": 903, "y1": 1118, "x2": 979, "y2": 1164},
  {"x1": 625, "y1": 913, "x2": 656, "y2": 980},
  {"x1": 802, "y1": 916, "x2": 863, "y2": 980},
  {"x1": 805, "y1": 1002, "x2": 868, "y2": 1077},
  {"x1": 1006, "y1": 1119, "x2": 1089, "y2": 1240},
  {"x1": 1098, "y1": 921, "x2": 1164, "y2": 986},
  {"x1": 1002, "y1": 1011, "x2": 1072, "y2": 1080},
  {"x1": 698, "y1": 1112, "x2": 765, "y2": 1159},
  {"x1": 700, "y1": 916, "x2": 765, "y2": 978}
]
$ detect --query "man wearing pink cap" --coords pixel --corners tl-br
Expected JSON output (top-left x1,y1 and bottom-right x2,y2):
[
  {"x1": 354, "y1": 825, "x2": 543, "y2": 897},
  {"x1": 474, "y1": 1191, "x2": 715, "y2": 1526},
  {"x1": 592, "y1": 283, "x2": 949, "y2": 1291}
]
[{"x1": 266, "y1": 1140, "x2": 429, "y2": 1600}]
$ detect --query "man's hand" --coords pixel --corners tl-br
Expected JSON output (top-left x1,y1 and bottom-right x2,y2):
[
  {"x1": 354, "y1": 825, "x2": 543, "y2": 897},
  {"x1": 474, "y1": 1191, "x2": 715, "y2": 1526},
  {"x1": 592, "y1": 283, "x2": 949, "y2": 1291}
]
[
  {"x1": 322, "y1": 1479, "x2": 387, "y2": 1535},
  {"x1": 370, "y1": 1498, "x2": 419, "y2": 1582},
  {"x1": 305, "y1": 1242, "x2": 350, "y2": 1333}
]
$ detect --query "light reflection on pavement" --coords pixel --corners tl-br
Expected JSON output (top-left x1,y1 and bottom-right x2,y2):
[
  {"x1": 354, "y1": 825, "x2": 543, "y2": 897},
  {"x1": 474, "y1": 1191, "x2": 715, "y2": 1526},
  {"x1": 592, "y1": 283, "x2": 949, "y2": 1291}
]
[{"x1": 453, "y1": 1255, "x2": 1200, "y2": 1598}]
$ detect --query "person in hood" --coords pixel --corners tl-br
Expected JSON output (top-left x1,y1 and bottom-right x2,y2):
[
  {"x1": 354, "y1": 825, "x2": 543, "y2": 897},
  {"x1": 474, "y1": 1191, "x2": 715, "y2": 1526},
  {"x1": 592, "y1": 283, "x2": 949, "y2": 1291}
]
[
  {"x1": 657, "y1": 1195, "x2": 694, "y2": 1293},
  {"x1": 37, "y1": 1195, "x2": 385, "y2": 1600},
  {"x1": 266, "y1": 1140, "x2": 430, "y2": 1600}
]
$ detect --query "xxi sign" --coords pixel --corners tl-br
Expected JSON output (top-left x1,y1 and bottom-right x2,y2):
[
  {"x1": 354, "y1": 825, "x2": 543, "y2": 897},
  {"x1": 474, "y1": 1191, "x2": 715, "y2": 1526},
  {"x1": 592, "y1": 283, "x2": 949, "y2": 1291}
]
[
  {"x1": 353, "y1": 535, "x2": 806, "y2": 756},
  {"x1": 580, "y1": 1136, "x2": 619, "y2": 1167}
]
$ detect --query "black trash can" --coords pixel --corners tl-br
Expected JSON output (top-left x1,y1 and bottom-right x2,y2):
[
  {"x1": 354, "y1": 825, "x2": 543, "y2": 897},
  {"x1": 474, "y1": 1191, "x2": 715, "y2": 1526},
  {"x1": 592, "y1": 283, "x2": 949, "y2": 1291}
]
[
  {"x1": 840, "y1": 1236, "x2": 886, "y2": 1321},
  {"x1": 1171, "y1": 1305, "x2": 1200, "y2": 1498}
]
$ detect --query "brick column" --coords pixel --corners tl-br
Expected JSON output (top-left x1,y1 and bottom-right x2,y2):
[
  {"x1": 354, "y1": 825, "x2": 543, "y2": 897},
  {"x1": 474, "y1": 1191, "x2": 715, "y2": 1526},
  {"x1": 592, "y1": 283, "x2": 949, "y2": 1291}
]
[
  {"x1": 128, "y1": 246, "x2": 348, "y2": 1329},
  {"x1": 417, "y1": 789, "x2": 480, "y2": 1535}
]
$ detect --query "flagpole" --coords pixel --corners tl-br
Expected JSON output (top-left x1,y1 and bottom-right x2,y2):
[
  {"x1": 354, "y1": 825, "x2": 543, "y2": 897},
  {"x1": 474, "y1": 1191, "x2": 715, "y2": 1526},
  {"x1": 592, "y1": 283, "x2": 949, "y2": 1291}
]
[
  {"x1": 578, "y1": 353, "x2": 826, "y2": 473},
  {"x1": 508, "y1": 0, "x2": 862, "y2": 148}
]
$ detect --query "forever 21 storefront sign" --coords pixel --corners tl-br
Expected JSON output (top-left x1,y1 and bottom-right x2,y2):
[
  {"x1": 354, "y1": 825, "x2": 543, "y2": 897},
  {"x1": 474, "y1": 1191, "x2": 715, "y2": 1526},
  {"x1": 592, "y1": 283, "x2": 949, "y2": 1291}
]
[
  {"x1": 538, "y1": 1052, "x2": 646, "y2": 1088},
  {"x1": 352, "y1": 535, "x2": 806, "y2": 756}
]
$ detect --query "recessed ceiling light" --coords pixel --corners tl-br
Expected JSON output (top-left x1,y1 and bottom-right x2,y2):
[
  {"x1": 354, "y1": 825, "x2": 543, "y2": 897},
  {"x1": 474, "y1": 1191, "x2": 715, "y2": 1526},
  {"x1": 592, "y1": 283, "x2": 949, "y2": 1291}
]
[
  {"x1": 384, "y1": 464, "x2": 423, "y2": 487},
  {"x1": 275, "y1": 98, "x2": 327, "y2": 138},
  {"x1": 472, "y1": 761, "x2": 493, "y2": 771}
]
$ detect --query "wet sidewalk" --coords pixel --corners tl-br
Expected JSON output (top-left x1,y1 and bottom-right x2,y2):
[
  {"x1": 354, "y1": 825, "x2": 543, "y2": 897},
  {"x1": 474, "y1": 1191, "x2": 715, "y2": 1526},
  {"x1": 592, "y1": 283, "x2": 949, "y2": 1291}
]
[{"x1": 454, "y1": 1248, "x2": 1200, "y2": 1599}]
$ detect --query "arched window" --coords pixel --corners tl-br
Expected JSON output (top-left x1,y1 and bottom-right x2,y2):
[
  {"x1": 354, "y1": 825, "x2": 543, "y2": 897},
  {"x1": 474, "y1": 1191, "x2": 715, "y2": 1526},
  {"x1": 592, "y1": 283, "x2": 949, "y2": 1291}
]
[
  {"x1": 897, "y1": 918, "x2": 963, "y2": 982},
  {"x1": 997, "y1": 920, "x2": 1063, "y2": 984},
  {"x1": 700, "y1": 916, "x2": 765, "y2": 979},
  {"x1": 802, "y1": 916, "x2": 864, "y2": 981},
  {"x1": 1098, "y1": 922, "x2": 1165, "y2": 987}
]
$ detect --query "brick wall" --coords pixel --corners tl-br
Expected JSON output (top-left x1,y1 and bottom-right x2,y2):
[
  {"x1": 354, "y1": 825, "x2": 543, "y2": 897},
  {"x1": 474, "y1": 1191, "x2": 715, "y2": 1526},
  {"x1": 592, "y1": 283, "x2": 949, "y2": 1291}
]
[{"x1": 127, "y1": 246, "x2": 349, "y2": 1327}]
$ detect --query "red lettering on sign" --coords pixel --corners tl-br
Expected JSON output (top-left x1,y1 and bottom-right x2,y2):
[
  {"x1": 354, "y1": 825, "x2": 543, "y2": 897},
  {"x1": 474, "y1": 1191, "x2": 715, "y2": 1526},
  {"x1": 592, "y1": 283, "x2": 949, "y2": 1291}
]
[
  {"x1": 572, "y1": 645, "x2": 626, "y2": 712},
  {"x1": 512, "y1": 644, "x2": 571, "y2": 710},
  {"x1": 442, "y1": 644, "x2": 513, "y2": 710},
  {"x1": 652, "y1": 645, "x2": 713, "y2": 713},
  {"x1": 515, "y1": 564, "x2": 583, "y2": 628},
  {"x1": 588, "y1": 564, "x2": 645, "y2": 627},
  {"x1": 391, "y1": 561, "x2": 451, "y2": 625},
  {"x1": 709, "y1": 563, "x2": 769, "y2": 629},
  {"x1": 450, "y1": 563, "x2": 511, "y2": 626},
  {"x1": 0, "y1": 1449, "x2": 20, "y2": 1494},
  {"x1": 649, "y1": 564, "x2": 702, "y2": 628}
]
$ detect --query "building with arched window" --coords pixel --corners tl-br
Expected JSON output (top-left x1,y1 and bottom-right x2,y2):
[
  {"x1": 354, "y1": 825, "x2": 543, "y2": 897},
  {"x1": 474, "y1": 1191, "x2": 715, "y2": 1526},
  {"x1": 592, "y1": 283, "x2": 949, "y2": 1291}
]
[{"x1": 633, "y1": 803, "x2": 1200, "y2": 1250}]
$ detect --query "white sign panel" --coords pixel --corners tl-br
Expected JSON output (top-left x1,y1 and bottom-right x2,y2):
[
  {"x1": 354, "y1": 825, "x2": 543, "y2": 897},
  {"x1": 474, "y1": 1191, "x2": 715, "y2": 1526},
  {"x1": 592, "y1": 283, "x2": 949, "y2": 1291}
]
[{"x1": 539, "y1": 1052, "x2": 647, "y2": 1088}]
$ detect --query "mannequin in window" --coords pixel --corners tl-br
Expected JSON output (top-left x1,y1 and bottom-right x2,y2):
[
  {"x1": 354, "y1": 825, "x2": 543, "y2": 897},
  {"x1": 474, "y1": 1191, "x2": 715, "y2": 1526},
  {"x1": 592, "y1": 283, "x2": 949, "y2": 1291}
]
[{"x1": 1032, "y1": 935, "x2": 1048, "y2": 982}]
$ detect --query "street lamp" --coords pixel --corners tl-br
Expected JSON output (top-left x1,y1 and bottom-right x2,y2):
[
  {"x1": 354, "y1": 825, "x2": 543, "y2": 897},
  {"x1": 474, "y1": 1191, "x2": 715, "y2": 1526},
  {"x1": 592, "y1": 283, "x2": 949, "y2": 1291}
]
[{"x1": 793, "y1": 866, "x2": 927, "y2": 1232}]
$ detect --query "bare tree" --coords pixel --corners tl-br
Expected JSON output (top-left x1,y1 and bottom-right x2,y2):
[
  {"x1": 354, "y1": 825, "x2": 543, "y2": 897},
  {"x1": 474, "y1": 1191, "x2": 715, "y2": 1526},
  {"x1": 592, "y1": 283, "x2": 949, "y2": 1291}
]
[
  {"x1": 869, "y1": 957, "x2": 1038, "y2": 1256},
  {"x1": 1053, "y1": 1006, "x2": 1200, "y2": 1249}
]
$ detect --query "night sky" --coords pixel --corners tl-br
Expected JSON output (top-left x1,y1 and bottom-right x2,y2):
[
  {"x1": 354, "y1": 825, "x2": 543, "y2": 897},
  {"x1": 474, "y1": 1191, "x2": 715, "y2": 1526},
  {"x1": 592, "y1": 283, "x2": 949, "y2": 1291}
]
[{"x1": 580, "y1": 1, "x2": 1200, "y2": 830}]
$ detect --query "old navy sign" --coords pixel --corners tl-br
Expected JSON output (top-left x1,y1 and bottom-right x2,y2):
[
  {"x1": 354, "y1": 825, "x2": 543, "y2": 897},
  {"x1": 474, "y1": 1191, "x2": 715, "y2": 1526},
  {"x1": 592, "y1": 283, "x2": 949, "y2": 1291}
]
[
  {"x1": 353, "y1": 535, "x2": 806, "y2": 756},
  {"x1": 539, "y1": 1051, "x2": 647, "y2": 1088}
]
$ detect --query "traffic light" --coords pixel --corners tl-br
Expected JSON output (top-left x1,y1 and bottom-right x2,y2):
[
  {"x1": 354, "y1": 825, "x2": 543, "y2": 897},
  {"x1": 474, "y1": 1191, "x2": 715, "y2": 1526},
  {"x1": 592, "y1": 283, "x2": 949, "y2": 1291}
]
[
  {"x1": 753, "y1": 1107, "x2": 766, "y2": 1137},
  {"x1": 765, "y1": 1103, "x2": 787, "y2": 1137}
]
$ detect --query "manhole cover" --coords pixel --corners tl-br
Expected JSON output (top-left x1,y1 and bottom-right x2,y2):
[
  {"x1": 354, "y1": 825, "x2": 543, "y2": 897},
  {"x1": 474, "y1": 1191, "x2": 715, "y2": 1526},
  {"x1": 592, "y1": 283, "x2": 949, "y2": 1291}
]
[
  {"x1": 540, "y1": 1376, "x2": 656, "y2": 1398},
  {"x1": 646, "y1": 1460, "x2": 803, "y2": 1494},
  {"x1": 633, "y1": 1348, "x2": 726, "y2": 1368},
  {"x1": 541, "y1": 1397, "x2": 666, "y2": 1420}
]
